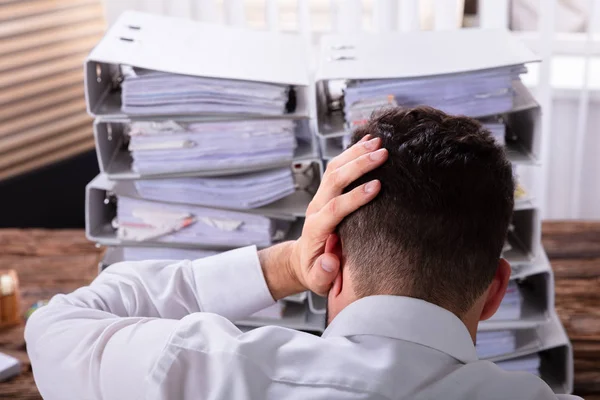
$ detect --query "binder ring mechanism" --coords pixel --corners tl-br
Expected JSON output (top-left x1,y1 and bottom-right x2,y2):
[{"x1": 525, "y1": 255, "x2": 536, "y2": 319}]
[{"x1": 104, "y1": 191, "x2": 117, "y2": 206}]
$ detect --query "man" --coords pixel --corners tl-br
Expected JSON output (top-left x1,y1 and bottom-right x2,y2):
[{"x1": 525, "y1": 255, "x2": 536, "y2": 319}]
[{"x1": 26, "y1": 107, "x2": 579, "y2": 400}]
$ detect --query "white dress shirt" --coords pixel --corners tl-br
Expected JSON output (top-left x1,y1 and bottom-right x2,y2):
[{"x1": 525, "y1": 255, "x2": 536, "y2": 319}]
[{"x1": 25, "y1": 246, "x2": 580, "y2": 400}]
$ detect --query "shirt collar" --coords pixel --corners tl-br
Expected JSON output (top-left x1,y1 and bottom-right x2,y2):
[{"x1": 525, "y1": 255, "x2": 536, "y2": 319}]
[{"x1": 322, "y1": 295, "x2": 478, "y2": 364}]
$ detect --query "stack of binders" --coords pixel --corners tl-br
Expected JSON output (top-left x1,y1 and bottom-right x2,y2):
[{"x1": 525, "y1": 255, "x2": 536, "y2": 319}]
[
  {"x1": 84, "y1": 11, "x2": 326, "y2": 332},
  {"x1": 83, "y1": 13, "x2": 574, "y2": 391},
  {"x1": 315, "y1": 29, "x2": 574, "y2": 394}
]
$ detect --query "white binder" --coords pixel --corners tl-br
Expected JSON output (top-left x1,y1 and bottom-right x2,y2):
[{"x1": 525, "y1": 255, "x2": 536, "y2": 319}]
[
  {"x1": 85, "y1": 11, "x2": 310, "y2": 119},
  {"x1": 94, "y1": 118, "x2": 319, "y2": 179},
  {"x1": 479, "y1": 248, "x2": 554, "y2": 331},
  {"x1": 86, "y1": 174, "x2": 305, "y2": 250},
  {"x1": 316, "y1": 30, "x2": 539, "y2": 83},
  {"x1": 88, "y1": 158, "x2": 319, "y2": 218},
  {"x1": 98, "y1": 246, "x2": 217, "y2": 273},
  {"x1": 504, "y1": 206, "x2": 540, "y2": 265},
  {"x1": 493, "y1": 314, "x2": 574, "y2": 395},
  {"x1": 314, "y1": 30, "x2": 541, "y2": 168},
  {"x1": 318, "y1": 82, "x2": 541, "y2": 166}
]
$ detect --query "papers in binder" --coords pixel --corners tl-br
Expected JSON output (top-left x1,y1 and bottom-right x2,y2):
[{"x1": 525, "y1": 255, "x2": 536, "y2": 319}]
[
  {"x1": 121, "y1": 67, "x2": 294, "y2": 116},
  {"x1": 116, "y1": 196, "x2": 286, "y2": 247},
  {"x1": 476, "y1": 330, "x2": 517, "y2": 359},
  {"x1": 134, "y1": 168, "x2": 296, "y2": 209},
  {"x1": 343, "y1": 66, "x2": 526, "y2": 128},
  {"x1": 489, "y1": 281, "x2": 522, "y2": 321},
  {"x1": 495, "y1": 353, "x2": 541, "y2": 376},
  {"x1": 122, "y1": 247, "x2": 218, "y2": 261},
  {"x1": 127, "y1": 119, "x2": 298, "y2": 175}
]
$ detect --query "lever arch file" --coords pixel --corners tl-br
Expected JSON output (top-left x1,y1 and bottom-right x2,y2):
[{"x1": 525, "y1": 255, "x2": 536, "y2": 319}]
[
  {"x1": 99, "y1": 246, "x2": 218, "y2": 272},
  {"x1": 319, "y1": 82, "x2": 541, "y2": 166},
  {"x1": 476, "y1": 328, "x2": 540, "y2": 361},
  {"x1": 86, "y1": 175, "x2": 305, "y2": 249},
  {"x1": 94, "y1": 118, "x2": 318, "y2": 179},
  {"x1": 315, "y1": 30, "x2": 540, "y2": 151},
  {"x1": 493, "y1": 314, "x2": 574, "y2": 394},
  {"x1": 479, "y1": 249, "x2": 553, "y2": 331},
  {"x1": 504, "y1": 206, "x2": 540, "y2": 264},
  {"x1": 90, "y1": 162, "x2": 319, "y2": 219},
  {"x1": 85, "y1": 11, "x2": 310, "y2": 119}
]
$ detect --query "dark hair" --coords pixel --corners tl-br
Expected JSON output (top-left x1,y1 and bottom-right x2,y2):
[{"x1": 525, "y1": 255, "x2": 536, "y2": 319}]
[{"x1": 338, "y1": 106, "x2": 514, "y2": 316}]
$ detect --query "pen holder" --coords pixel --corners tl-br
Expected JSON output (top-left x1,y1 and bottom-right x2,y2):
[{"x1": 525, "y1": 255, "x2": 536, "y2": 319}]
[{"x1": 0, "y1": 270, "x2": 20, "y2": 329}]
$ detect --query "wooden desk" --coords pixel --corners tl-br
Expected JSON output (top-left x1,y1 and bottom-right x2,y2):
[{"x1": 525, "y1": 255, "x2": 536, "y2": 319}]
[{"x1": 0, "y1": 224, "x2": 598, "y2": 399}]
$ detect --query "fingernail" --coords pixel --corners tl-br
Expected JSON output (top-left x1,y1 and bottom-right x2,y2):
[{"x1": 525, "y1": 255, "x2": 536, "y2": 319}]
[
  {"x1": 321, "y1": 258, "x2": 335, "y2": 272},
  {"x1": 364, "y1": 180, "x2": 379, "y2": 193},
  {"x1": 364, "y1": 137, "x2": 379, "y2": 150},
  {"x1": 369, "y1": 148, "x2": 386, "y2": 161}
]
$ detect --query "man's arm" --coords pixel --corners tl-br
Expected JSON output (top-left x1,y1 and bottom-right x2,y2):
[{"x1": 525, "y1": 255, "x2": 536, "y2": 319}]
[
  {"x1": 25, "y1": 246, "x2": 276, "y2": 400},
  {"x1": 25, "y1": 135, "x2": 387, "y2": 400}
]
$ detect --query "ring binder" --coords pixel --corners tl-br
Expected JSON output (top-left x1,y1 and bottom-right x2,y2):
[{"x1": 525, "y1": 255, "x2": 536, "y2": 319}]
[
  {"x1": 90, "y1": 162, "x2": 320, "y2": 219},
  {"x1": 86, "y1": 174, "x2": 307, "y2": 250},
  {"x1": 318, "y1": 82, "x2": 541, "y2": 166},
  {"x1": 85, "y1": 11, "x2": 310, "y2": 119},
  {"x1": 479, "y1": 255, "x2": 553, "y2": 331},
  {"x1": 493, "y1": 314, "x2": 574, "y2": 394},
  {"x1": 504, "y1": 207, "x2": 540, "y2": 264},
  {"x1": 94, "y1": 118, "x2": 318, "y2": 179}
]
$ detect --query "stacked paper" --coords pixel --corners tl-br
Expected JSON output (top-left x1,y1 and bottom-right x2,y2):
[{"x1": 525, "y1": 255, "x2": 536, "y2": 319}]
[
  {"x1": 489, "y1": 281, "x2": 522, "y2": 321},
  {"x1": 127, "y1": 120, "x2": 297, "y2": 175},
  {"x1": 133, "y1": 168, "x2": 296, "y2": 209},
  {"x1": 476, "y1": 330, "x2": 517, "y2": 359},
  {"x1": 343, "y1": 66, "x2": 526, "y2": 128},
  {"x1": 116, "y1": 196, "x2": 286, "y2": 247},
  {"x1": 495, "y1": 353, "x2": 541, "y2": 376},
  {"x1": 121, "y1": 68, "x2": 293, "y2": 116}
]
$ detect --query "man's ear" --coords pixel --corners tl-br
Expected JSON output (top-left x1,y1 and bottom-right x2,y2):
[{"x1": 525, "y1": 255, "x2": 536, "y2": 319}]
[
  {"x1": 479, "y1": 258, "x2": 511, "y2": 321},
  {"x1": 325, "y1": 234, "x2": 343, "y2": 264},
  {"x1": 326, "y1": 234, "x2": 344, "y2": 298}
]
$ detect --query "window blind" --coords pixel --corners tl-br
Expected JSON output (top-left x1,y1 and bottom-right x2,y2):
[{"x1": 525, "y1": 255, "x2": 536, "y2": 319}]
[{"x1": 0, "y1": 0, "x2": 105, "y2": 181}]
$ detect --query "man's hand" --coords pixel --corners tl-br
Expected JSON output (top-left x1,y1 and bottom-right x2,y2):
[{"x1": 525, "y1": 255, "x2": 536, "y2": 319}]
[{"x1": 260, "y1": 135, "x2": 388, "y2": 299}]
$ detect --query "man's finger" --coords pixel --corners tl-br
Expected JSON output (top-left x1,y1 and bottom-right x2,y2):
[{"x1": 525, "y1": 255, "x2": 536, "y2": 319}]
[
  {"x1": 311, "y1": 179, "x2": 382, "y2": 237},
  {"x1": 310, "y1": 148, "x2": 387, "y2": 213},
  {"x1": 307, "y1": 253, "x2": 340, "y2": 296},
  {"x1": 325, "y1": 135, "x2": 378, "y2": 173}
]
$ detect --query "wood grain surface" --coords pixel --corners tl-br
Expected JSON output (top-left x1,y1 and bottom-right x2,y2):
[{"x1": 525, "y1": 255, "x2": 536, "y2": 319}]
[{"x1": 0, "y1": 223, "x2": 598, "y2": 398}]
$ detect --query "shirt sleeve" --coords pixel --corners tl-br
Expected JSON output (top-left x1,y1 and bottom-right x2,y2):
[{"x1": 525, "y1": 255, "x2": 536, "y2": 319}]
[{"x1": 24, "y1": 246, "x2": 275, "y2": 400}]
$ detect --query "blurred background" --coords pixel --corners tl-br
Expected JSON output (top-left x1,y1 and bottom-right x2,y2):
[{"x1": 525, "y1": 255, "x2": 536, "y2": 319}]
[{"x1": 0, "y1": 0, "x2": 598, "y2": 228}]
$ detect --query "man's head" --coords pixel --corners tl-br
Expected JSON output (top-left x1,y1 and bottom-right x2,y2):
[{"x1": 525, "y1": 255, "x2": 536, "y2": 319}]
[{"x1": 327, "y1": 106, "x2": 514, "y2": 334}]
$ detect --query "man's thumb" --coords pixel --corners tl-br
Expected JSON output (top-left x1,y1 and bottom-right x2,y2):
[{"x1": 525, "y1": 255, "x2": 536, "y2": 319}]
[{"x1": 309, "y1": 253, "x2": 340, "y2": 296}]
